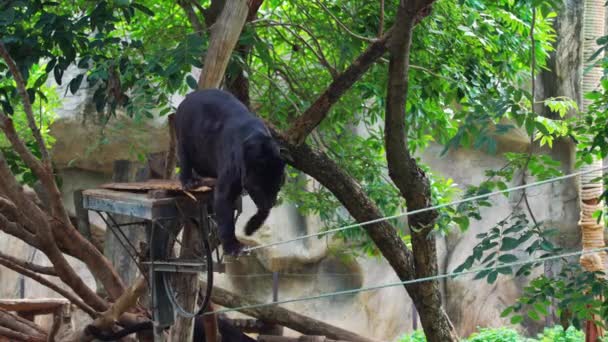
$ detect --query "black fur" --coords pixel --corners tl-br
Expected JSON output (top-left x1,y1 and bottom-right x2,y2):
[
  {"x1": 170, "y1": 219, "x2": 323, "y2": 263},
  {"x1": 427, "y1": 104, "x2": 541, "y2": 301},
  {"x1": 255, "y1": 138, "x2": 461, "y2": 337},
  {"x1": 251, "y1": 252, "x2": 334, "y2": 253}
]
[{"x1": 175, "y1": 89, "x2": 286, "y2": 255}]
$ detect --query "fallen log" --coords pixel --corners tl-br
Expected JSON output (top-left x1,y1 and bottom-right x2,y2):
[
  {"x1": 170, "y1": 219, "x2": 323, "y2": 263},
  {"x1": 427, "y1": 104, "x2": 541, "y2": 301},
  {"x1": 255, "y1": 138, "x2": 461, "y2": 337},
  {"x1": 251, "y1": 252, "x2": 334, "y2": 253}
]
[{"x1": 207, "y1": 284, "x2": 380, "y2": 342}]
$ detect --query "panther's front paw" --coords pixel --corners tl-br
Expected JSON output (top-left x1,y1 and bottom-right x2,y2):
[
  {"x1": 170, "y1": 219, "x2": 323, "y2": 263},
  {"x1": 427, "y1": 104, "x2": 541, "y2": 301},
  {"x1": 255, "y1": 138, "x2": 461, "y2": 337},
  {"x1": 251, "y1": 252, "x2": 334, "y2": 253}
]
[{"x1": 222, "y1": 240, "x2": 249, "y2": 257}]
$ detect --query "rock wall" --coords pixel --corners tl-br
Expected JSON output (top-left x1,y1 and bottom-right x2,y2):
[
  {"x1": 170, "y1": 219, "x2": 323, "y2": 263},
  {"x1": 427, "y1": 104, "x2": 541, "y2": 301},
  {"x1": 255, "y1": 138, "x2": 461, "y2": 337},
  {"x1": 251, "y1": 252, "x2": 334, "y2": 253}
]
[
  {"x1": 0, "y1": 4, "x2": 593, "y2": 339},
  {"x1": 0, "y1": 107, "x2": 583, "y2": 340}
]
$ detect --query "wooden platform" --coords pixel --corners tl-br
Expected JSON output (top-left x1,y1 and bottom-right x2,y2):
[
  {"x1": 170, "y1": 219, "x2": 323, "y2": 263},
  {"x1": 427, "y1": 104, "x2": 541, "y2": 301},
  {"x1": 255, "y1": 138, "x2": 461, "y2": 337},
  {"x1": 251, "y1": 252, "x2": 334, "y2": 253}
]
[
  {"x1": 100, "y1": 178, "x2": 215, "y2": 193},
  {"x1": 83, "y1": 179, "x2": 215, "y2": 220}
]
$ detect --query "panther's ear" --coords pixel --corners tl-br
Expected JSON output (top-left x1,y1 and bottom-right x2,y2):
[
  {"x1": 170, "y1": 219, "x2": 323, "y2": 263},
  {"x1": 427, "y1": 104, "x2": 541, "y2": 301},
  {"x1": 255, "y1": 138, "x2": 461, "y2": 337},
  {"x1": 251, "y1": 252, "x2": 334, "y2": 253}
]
[{"x1": 279, "y1": 146, "x2": 294, "y2": 163}]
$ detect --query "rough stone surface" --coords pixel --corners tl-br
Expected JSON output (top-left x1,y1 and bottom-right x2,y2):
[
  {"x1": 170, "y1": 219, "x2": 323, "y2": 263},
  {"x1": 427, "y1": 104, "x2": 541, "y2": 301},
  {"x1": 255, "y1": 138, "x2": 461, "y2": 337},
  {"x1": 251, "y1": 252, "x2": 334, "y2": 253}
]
[{"x1": 0, "y1": 5, "x2": 592, "y2": 339}]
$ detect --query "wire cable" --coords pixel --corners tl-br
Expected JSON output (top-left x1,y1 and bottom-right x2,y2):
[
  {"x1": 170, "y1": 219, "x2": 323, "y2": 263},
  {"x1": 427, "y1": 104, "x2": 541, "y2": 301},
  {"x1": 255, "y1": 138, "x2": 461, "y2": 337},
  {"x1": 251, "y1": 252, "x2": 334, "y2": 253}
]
[
  {"x1": 207, "y1": 246, "x2": 608, "y2": 315},
  {"x1": 244, "y1": 165, "x2": 608, "y2": 253}
]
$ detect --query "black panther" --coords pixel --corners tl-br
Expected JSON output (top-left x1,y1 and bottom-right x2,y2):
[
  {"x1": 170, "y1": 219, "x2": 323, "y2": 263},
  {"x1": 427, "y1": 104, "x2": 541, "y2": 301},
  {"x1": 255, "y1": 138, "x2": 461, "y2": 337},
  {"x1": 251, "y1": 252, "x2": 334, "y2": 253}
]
[{"x1": 175, "y1": 89, "x2": 286, "y2": 255}]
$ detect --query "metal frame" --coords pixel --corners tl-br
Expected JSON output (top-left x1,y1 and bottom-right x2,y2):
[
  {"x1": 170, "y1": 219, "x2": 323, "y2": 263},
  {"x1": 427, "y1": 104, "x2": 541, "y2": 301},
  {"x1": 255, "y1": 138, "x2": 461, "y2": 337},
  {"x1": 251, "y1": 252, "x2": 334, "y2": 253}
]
[{"x1": 81, "y1": 188, "x2": 225, "y2": 340}]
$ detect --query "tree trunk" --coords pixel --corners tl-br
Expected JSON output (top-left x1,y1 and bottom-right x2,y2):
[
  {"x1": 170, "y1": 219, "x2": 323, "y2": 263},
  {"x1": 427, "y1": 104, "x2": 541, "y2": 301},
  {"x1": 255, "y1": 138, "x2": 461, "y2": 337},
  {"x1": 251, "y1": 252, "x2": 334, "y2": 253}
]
[
  {"x1": 169, "y1": 221, "x2": 201, "y2": 342},
  {"x1": 197, "y1": 0, "x2": 251, "y2": 89},
  {"x1": 383, "y1": 2, "x2": 457, "y2": 341}
]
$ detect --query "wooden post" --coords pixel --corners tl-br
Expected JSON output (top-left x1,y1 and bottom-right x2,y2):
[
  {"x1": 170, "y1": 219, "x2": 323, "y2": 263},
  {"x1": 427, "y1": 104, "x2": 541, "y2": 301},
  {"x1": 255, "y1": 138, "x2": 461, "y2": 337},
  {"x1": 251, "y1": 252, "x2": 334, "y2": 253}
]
[
  {"x1": 169, "y1": 219, "x2": 202, "y2": 342},
  {"x1": 73, "y1": 189, "x2": 92, "y2": 241}
]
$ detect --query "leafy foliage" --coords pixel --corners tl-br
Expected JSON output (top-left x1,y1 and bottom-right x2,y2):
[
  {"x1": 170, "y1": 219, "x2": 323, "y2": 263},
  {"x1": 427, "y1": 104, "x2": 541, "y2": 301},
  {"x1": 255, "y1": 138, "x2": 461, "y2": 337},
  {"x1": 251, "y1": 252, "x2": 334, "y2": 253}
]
[
  {"x1": 0, "y1": 63, "x2": 59, "y2": 185},
  {"x1": 502, "y1": 263, "x2": 608, "y2": 332},
  {"x1": 453, "y1": 213, "x2": 560, "y2": 283},
  {"x1": 399, "y1": 326, "x2": 589, "y2": 342}
]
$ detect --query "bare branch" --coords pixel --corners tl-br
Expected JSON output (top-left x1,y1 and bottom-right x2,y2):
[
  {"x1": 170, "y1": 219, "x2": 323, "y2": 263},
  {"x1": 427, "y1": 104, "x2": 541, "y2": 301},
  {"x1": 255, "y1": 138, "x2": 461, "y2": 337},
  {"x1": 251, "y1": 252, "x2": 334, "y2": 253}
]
[
  {"x1": 0, "y1": 152, "x2": 51, "y2": 236},
  {"x1": 0, "y1": 250, "x2": 57, "y2": 276},
  {"x1": 0, "y1": 251, "x2": 98, "y2": 318},
  {"x1": 95, "y1": 276, "x2": 147, "y2": 328},
  {"x1": 0, "y1": 153, "x2": 109, "y2": 312},
  {"x1": 314, "y1": 0, "x2": 378, "y2": 43},
  {"x1": 70, "y1": 276, "x2": 148, "y2": 342},
  {"x1": 0, "y1": 115, "x2": 49, "y2": 190},
  {"x1": 0, "y1": 308, "x2": 48, "y2": 337},
  {"x1": 0, "y1": 113, "x2": 71, "y2": 226},
  {"x1": 0, "y1": 42, "x2": 50, "y2": 164},
  {"x1": 0, "y1": 325, "x2": 45, "y2": 342}
]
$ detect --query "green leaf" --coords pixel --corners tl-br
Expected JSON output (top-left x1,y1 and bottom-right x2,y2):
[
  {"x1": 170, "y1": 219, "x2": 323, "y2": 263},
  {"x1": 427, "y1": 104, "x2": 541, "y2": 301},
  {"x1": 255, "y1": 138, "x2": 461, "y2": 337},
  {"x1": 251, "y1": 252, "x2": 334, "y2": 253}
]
[
  {"x1": 131, "y1": 3, "x2": 154, "y2": 16},
  {"x1": 510, "y1": 315, "x2": 523, "y2": 324},
  {"x1": 454, "y1": 216, "x2": 470, "y2": 230},
  {"x1": 497, "y1": 266, "x2": 512, "y2": 275},
  {"x1": 498, "y1": 254, "x2": 517, "y2": 263},
  {"x1": 186, "y1": 75, "x2": 198, "y2": 90},
  {"x1": 500, "y1": 237, "x2": 520, "y2": 251},
  {"x1": 528, "y1": 309, "x2": 540, "y2": 321},
  {"x1": 487, "y1": 270, "x2": 498, "y2": 284},
  {"x1": 69, "y1": 74, "x2": 84, "y2": 94}
]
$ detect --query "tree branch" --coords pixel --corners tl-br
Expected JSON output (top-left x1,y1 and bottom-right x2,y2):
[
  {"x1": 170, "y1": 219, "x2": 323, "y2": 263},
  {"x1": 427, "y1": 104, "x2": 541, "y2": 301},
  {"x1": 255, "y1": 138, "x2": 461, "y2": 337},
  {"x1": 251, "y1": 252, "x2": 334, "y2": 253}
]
[
  {"x1": 0, "y1": 250, "x2": 57, "y2": 276},
  {"x1": 0, "y1": 251, "x2": 98, "y2": 318},
  {"x1": 268, "y1": 125, "x2": 416, "y2": 281},
  {"x1": 0, "y1": 308, "x2": 48, "y2": 338},
  {"x1": 0, "y1": 154, "x2": 109, "y2": 312},
  {"x1": 0, "y1": 42, "x2": 49, "y2": 164},
  {"x1": 178, "y1": 0, "x2": 205, "y2": 36},
  {"x1": 285, "y1": 29, "x2": 392, "y2": 146},
  {"x1": 0, "y1": 112, "x2": 71, "y2": 227},
  {"x1": 0, "y1": 325, "x2": 45, "y2": 342},
  {"x1": 0, "y1": 115, "x2": 126, "y2": 301},
  {"x1": 0, "y1": 195, "x2": 39, "y2": 240}
]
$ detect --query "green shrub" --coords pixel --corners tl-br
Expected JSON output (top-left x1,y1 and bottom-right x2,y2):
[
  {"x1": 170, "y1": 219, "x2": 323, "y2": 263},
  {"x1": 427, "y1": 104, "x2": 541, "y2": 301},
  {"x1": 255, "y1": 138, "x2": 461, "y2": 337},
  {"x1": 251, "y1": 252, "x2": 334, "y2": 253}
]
[
  {"x1": 535, "y1": 326, "x2": 584, "y2": 342},
  {"x1": 397, "y1": 326, "x2": 589, "y2": 342},
  {"x1": 465, "y1": 327, "x2": 530, "y2": 342},
  {"x1": 397, "y1": 330, "x2": 426, "y2": 342}
]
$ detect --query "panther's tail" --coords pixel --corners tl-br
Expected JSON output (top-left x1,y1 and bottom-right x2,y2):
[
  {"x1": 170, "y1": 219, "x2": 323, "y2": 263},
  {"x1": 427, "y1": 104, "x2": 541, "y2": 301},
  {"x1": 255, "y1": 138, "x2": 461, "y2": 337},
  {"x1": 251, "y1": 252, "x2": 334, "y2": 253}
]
[{"x1": 244, "y1": 208, "x2": 271, "y2": 236}]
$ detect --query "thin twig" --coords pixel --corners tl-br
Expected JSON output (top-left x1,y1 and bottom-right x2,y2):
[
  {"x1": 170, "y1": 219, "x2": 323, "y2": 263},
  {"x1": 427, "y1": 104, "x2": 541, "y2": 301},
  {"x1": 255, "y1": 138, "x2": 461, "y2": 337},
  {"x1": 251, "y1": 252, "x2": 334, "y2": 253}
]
[
  {"x1": 178, "y1": 0, "x2": 205, "y2": 36},
  {"x1": 0, "y1": 42, "x2": 50, "y2": 164},
  {"x1": 256, "y1": 20, "x2": 338, "y2": 78},
  {"x1": 522, "y1": 7, "x2": 538, "y2": 226},
  {"x1": 378, "y1": 0, "x2": 384, "y2": 37},
  {"x1": 314, "y1": 0, "x2": 378, "y2": 43}
]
